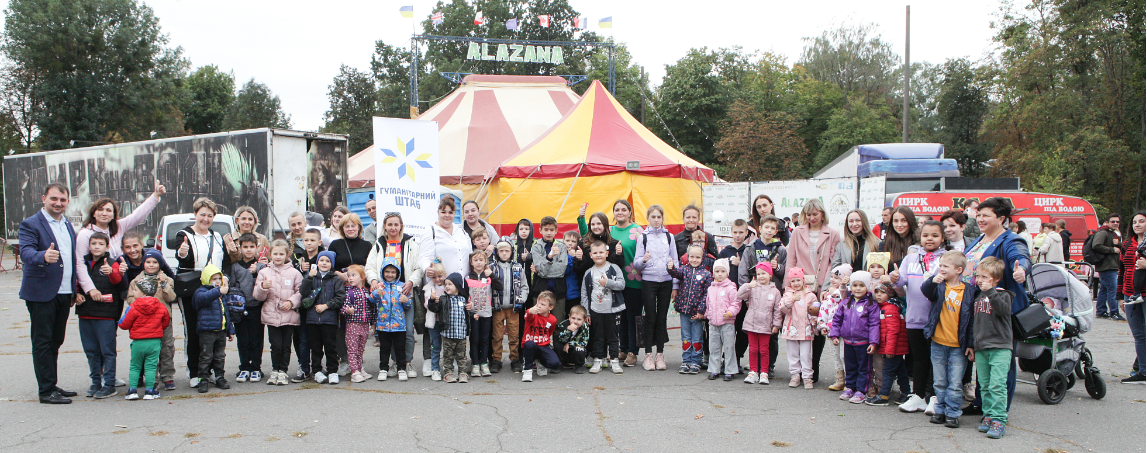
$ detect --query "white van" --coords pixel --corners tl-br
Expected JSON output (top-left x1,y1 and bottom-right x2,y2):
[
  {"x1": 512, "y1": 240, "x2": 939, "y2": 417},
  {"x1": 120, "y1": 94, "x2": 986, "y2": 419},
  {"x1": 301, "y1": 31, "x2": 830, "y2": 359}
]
[{"x1": 156, "y1": 214, "x2": 236, "y2": 271}]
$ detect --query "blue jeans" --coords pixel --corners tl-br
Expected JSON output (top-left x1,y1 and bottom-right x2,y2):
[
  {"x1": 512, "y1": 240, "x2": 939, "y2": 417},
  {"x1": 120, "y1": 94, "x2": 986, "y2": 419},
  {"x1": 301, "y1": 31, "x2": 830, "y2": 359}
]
[
  {"x1": 879, "y1": 354, "x2": 911, "y2": 397},
  {"x1": 1097, "y1": 270, "x2": 1119, "y2": 315},
  {"x1": 680, "y1": 314, "x2": 705, "y2": 366},
  {"x1": 1127, "y1": 301, "x2": 1146, "y2": 375},
  {"x1": 293, "y1": 315, "x2": 310, "y2": 374},
  {"x1": 930, "y1": 342, "x2": 968, "y2": 418},
  {"x1": 428, "y1": 326, "x2": 442, "y2": 371},
  {"x1": 79, "y1": 318, "x2": 118, "y2": 387}
]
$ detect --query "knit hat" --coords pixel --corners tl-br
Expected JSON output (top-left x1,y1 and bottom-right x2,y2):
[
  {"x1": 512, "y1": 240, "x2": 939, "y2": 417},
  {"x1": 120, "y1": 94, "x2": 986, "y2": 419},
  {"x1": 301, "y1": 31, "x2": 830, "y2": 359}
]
[
  {"x1": 445, "y1": 272, "x2": 467, "y2": 298},
  {"x1": 873, "y1": 281, "x2": 896, "y2": 296},
  {"x1": 831, "y1": 263, "x2": 853, "y2": 278},
  {"x1": 200, "y1": 264, "x2": 222, "y2": 285},
  {"x1": 135, "y1": 276, "x2": 158, "y2": 297},
  {"x1": 866, "y1": 252, "x2": 891, "y2": 271},
  {"x1": 496, "y1": 238, "x2": 513, "y2": 250},
  {"x1": 850, "y1": 271, "x2": 873, "y2": 291},
  {"x1": 785, "y1": 267, "x2": 805, "y2": 283},
  {"x1": 713, "y1": 258, "x2": 730, "y2": 273},
  {"x1": 141, "y1": 249, "x2": 164, "y2": 270},
  {"x1": 317, "y1": 251, "x2": 337, "y2": 268},
  {"x1": 755, "y1": 261, "x2": 773, "y2": 276}
]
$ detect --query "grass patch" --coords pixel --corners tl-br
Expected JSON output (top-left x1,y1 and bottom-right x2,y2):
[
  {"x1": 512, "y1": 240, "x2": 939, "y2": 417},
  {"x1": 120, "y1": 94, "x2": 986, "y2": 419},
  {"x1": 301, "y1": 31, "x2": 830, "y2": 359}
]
[
  {"x1": 462, "y1": 401, "x2": 472, "y2": 404},
  {"x1": 225, "y1": 433, "x2": 242, "y2": 439},
  {"x1": 298, "y1": 382, "x2": 321, "y2": 390},
  {"x1": 593, "y1": 386, "x2": 606, "y2": 391},
  {"x1": 771, "y1": 441, "x2": 792, "y2": 447},
  {"x1": 184, "y1": 432, "x2": 201, "y2": 438},
  {"x1": 292, "y1": 431, "x2": 307, "y2": 438},
  {"x1": 485, "y1": 380, "x2": 497, "y2": 384},
  {"x1": 713, "y1": 404, "x2": 725, "y2": 409},
  {"x1": 113, "y1": 430, "x2": 129, "y2": 434},
  {"x1": 149, "y1": 431, "x2": 168, "y2": 436},
  {"x1": 265, "y1": 436, "x2": 279, "y2": 442},
  {"x1": 167, "y1": 394, "x2": 193, "y2": 400}
]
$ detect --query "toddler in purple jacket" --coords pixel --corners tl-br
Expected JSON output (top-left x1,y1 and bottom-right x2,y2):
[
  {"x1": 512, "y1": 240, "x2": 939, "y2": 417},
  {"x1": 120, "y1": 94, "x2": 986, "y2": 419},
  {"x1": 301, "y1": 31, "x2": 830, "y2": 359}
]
[{"x1": 830, "y1": 271, "x2": 881, "y2": 404}]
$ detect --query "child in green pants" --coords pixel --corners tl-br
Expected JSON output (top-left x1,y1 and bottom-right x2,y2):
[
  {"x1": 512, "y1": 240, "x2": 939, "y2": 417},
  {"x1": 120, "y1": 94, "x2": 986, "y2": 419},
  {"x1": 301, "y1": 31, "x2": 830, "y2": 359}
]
[
  {"x1": 118, "y1": 279, "x2": 172, "y2": 400},
  {"x1": 970, "y1": 257, "x2": 1014, "y2": 439}
]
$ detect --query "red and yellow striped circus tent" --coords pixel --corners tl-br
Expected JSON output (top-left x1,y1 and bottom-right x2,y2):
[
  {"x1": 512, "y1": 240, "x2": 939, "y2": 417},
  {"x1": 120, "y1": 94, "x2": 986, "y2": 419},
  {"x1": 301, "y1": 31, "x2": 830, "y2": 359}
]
[
  {"x1": 483, "y1": 80, "x2": 716, "y2": 231},
  {"x1": 347, "y1": 74, "x2": 580, "y2": 203}
]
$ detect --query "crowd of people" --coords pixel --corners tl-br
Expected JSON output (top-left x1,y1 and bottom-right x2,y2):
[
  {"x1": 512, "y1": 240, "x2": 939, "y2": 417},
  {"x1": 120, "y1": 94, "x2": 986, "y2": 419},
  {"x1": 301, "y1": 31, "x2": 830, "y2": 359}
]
[{"x1": 17, "y1": 183, "x2": 1145, "y2": 439}]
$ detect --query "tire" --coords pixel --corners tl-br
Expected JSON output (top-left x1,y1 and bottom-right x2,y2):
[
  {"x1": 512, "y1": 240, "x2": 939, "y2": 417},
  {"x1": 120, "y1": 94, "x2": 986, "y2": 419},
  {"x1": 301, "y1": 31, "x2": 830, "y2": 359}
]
[
  {"x1": 1076, "y1": 347, "x2": 1094, "y2": 379},
  {"x1": 1037, "y1": 369, "x2": 1068, "y2": 404},
  {"x1": 1084, "y1": 368, "x2": 1106, "y2": 400},
  {"x1": 1065, "y1": 372, "x2": 1076, "y2": 390}
]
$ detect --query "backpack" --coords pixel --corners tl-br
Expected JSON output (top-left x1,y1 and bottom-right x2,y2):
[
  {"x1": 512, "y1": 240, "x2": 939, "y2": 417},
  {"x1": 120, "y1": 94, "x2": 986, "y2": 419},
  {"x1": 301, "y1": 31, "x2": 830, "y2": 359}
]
[
  {"x1": 642, "y1": 230, "x2": 673, "y2": 250},
  {"x1": 1081, "y1": 232, "x2": 1099, "y2": 265}
]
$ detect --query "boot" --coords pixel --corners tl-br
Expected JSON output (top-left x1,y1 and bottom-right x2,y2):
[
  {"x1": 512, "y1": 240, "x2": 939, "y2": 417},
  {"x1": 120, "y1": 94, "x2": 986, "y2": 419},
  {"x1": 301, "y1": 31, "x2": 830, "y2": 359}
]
[{"x1": 828, "y1": 370, "x2": 846, "y2": 391}]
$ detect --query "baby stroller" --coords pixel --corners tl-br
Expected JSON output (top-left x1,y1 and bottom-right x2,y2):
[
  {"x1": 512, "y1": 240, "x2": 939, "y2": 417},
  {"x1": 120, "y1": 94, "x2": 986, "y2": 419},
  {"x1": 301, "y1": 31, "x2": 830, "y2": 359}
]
[{"x1": 1014, "y1": 262, "x2": 1105, "y2": 404}]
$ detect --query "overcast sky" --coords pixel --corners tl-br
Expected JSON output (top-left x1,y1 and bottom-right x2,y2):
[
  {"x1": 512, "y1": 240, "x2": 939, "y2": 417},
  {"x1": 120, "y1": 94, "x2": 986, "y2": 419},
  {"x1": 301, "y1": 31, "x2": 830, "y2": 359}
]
[{"x1": 68, "y1": 0, "x2": 1003, "y2": 131}]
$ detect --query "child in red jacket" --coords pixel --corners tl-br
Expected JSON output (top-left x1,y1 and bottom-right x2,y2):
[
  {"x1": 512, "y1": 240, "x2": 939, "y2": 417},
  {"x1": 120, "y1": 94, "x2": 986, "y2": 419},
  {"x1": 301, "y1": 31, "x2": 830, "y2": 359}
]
[
  {"x1": 866, "y1": 282, "x2": 910, "y2": 406},
  {"x1": 118, "y1": 279, "x2": 171, "y2": 400}
]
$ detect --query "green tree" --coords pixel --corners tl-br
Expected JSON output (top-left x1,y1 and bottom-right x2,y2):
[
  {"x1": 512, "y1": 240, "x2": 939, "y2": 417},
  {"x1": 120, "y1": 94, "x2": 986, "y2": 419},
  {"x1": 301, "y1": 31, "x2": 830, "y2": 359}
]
[
  {"x1": 222, "y1": 79, "x2": 291, "y2": 130},
  {"x1": 183, "y1": 65, "x2": 235, "y2": 134},
  {"x1": 715, "y1": 100, "x2": 807, "y2": 181},
  {"x1": 816, "y1": 100, "x2": 899, "y2": 169},
  {"x1": 935, "y1": 58, "x2": 990, "y2": 176},
  {"x1": 799, "y1": 23, "x2": 899, "y2": 106},
  {"x1": 321, "y1": 65, "x2": 377, "y2": 154},
  {"x1": 3, "y1": 0, "x2": 188, "y2": 149}
]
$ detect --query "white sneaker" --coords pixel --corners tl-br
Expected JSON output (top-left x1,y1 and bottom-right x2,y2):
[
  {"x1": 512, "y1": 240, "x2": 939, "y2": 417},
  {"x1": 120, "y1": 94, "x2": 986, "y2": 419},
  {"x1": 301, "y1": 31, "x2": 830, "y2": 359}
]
[
  {"x1": 422, "y1": 361, "x2": 433, "y2": 377},
  {"x1": 189, "y1": 377, "x2": 201, "y2": 388},
  {"x1": 924, "y1": 396, "x2": 938, "y2": 415},
  {"x1": 328, "y1": 373, "x2": 340, "y2": 384},
  {"x1": 522, "y1": 369, "x2": 533, "y2": 382},
  {"x1": 314, "y1": 371, "x2": 327, "y2": 384},
  {"x1": 235, "y1": 371, "x2": 249, "y2": 383},
  {"x1": 472, "y1": 365, "x2": 481, "y2": 376},
  {"x1": 125, "y1": 392, "x2": 140, "y2": 400},
  {"x1": 142, "y1": 392, "x2": 158, "y2": 400},
  {"x1": 388, "y1": 362, "x2": 398, "y2": 377},
  {"x1": 759, "y1": 373, "x2": 770, "y2": 385},
  {"x1": 398, "y1": 370, "x2": 408, "y2": 381},
  {"x1": 337, "y1": 362, "x2": 350, "y2": 376},
  {"x1": 431, "y1": 371, "x2": 442, "y2": 381},
  {"x1": 480, "y1": 364, "x2": 491, "y2": 376},
  {"x1": 590, "y1": 359, "x2": 603, "y2": 374},
  {"x1": 537, "y1": 363, "x2": 548, "y2": 377},
  {"x1": 744, "y1": 371, "x2": 759, "y2": 384},
  {"x1": 249, "y1": 371, "x2": 262, "y2": 383},
  {"x1": 406, "y1": 363, "x2": 418, "y2": 378},
  {"x1": 114, "y1": 378, "x2": 127, "y2": 387},
  {"x1": 610, "y1": 359, "x2": 624, "y2": 374},
  {"x1": 267, "y1": 371, "x2": 279, "y2": 385},
  {"x1": 277, "y1": 372, "x2": 289, "y2": 385},
  {"x1": 378, "y1": 370, "x2": 388, "y2": 381},
  {"x1": 898, "y1": 394, "x2": 928, "y2": 413}
]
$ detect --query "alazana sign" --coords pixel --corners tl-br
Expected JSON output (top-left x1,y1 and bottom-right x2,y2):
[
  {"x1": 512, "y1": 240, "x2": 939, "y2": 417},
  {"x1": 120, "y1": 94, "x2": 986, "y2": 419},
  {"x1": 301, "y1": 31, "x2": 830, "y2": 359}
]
[{"x1": 464, "y1": 42, "x2": 565, "y2": 64}]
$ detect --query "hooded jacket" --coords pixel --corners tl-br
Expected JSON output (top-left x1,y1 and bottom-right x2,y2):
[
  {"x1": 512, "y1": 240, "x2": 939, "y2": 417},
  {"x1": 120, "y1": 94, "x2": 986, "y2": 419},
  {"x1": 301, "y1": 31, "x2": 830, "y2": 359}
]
[
  {"x1": 301, "y1": 252, "x2": 347, "y2": 325},
  {"x1": 705, "y1": 277, "x2": 741, "y2": 326},
  {"x1": 513, "y1": 219, "x2": 536, "y2": 266},
  {"x1": 1091, "y1": 226, "x2": 1122, "y2": 272},
  {"x1": 254, "y1": 262, "x2": 303, "y2": 327},
  {"x1": 492, "y1": 241, "x2": 529, "y2": 310},
  {"x1": 192, "y1": 264, "x2": 234, "y2": 334},
  {"x1": 668, "y1": 263, "x2": 713, "y2": 316},
  {"x1": 564, "y1": 242, "x2": 586, "y2": 301},
  {"x1": 739, "y1": 238, "x2": 788, "y2": 288},
  {"x1": 365, "y1": 232, "x2": 423, "y2": 289},
  {"x1": 374, "y1": 259, "x2": 410, "y2": 332},
  {"x1": 779, "y1": 288, "x2": 818, "y2": 340},
  {"x1": 126, "y1": 268, "x2": 177, "y2": 307},
  {"x1": 118, "y1": 295, "x2": 170, "y2": 340},
  {"x1": 892, "y1": 245, "x2": 947, "y2": 330},
  {"x1": 737, "y1": 280, "x2": 783, "y2": 334},
  {"x1": 877, "y1": 299, "x2": 910, "y2": 355},
  {"x1": 829, "y1": 293, "x2": 881, "y2": 346}
]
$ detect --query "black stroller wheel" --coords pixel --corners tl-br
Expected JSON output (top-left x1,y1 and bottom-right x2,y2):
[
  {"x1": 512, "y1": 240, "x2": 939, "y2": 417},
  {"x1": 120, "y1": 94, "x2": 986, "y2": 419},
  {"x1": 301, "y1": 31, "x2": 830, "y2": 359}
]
[
  {"x1": 1076, "y1": 348, "x2": 1094, "y2": 379},
  {"x1": 1065, "y1": 372, "x2": 1076, "y2": 390},
  {"x1": 1037, "y1": 369, "x2": 1068, "y2": 404},
  {"x1": 1084, "y1": 368, "x2": 1106, "y2": 400}
]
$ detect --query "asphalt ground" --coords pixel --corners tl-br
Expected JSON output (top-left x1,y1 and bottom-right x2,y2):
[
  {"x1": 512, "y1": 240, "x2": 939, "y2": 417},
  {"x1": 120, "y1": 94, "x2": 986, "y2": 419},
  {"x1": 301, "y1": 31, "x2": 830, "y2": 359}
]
[{"x1": 0, "y1": 268, "x2": 1143, "y2": 452}]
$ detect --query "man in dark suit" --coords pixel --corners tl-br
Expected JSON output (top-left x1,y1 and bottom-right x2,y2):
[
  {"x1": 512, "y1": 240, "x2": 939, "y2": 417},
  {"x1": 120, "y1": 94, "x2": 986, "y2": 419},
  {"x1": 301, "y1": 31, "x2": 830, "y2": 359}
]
[{"x1": 20, "y1": 183, "x2": 80, "y2": 404}]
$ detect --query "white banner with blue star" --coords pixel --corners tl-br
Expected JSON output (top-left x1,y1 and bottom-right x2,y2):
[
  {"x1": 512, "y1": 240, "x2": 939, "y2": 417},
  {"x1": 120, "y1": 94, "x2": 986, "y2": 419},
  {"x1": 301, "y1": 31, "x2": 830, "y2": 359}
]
[{"x1": 373, "y1": 117, "x2": 440, "y2": 239}]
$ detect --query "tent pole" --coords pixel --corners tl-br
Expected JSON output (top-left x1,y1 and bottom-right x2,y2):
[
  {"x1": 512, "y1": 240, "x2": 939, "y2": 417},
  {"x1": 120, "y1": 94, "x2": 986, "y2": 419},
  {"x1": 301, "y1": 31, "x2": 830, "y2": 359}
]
[
  {"x1": 555, "y1": 163, "x2": 585, "y2": 221},
  {"x1": 485, "y1": 165, "x2": 541, "y2": 218}
]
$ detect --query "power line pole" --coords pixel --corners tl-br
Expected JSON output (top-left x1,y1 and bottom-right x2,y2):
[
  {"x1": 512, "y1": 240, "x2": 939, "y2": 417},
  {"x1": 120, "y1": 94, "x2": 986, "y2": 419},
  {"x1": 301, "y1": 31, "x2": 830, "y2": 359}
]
[
  {"x1": 640, "y1": 66, "x2": 646, "y2": 124},
  {"x1": 902, "y1": 5, "x2": 910, "y2": 143}
]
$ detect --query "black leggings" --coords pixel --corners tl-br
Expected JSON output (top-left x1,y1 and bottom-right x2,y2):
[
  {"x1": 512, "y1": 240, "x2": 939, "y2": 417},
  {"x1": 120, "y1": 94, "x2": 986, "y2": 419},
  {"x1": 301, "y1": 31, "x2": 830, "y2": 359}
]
[
  {"x1": 308, "y1": 324, "x2": 339, "y2": 375},
  {"x1": 641, "y1": 280, "x2": 673, "y2": 353},
  {"x1": 469, "y1": 316, "x2": 492, "y2": 366},
  {"x1": 266, "y1": 325, "x2": 294, "y2": 372},
  {"x1": 907, "y1": 328, "x2": 933, "y2": 398},
  {"x1": 811, "y1": 335, "x2": 826, "y2": 382}
]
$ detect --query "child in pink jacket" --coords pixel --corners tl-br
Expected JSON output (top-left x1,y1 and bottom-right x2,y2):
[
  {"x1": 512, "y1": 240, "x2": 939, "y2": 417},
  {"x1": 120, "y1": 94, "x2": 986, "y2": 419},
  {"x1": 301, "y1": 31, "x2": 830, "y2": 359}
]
[
  {"x1": 781, "y1": 267, "x2": 819, "y2": 389},
  {"x1": 736, "y1": 261, "x2": 783, "y2": 385},
  {"x1": 705, "y1": 259, "x2": 741, "y2": 381}
]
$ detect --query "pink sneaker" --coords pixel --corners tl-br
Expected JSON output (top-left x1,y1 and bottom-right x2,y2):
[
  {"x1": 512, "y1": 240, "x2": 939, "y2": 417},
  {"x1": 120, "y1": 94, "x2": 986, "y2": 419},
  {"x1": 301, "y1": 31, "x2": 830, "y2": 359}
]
[
  {"x1": 839, "y1": 388, "x2": 855, "y2": 400},
  {"x1": 849, "y1": 392, "x2": 866, "y2": 404}
]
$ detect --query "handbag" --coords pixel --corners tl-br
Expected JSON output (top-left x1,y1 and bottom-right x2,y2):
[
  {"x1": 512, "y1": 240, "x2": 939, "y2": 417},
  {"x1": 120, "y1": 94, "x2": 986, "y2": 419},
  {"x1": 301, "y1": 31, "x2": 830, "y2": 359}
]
[
  {"x1": 174, "y1": 231, "x2": 215, "y2": 299},
  {"x1": 1012, "y1": 302, "x2": 1053, "y2": 340}
]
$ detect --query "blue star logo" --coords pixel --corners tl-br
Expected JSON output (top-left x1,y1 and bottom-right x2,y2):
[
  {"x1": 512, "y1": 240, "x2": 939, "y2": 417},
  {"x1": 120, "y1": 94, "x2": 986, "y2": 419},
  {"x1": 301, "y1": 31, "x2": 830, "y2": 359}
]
[{"x1": 379, "y1": 137, "x2": 433, "y2": 182}]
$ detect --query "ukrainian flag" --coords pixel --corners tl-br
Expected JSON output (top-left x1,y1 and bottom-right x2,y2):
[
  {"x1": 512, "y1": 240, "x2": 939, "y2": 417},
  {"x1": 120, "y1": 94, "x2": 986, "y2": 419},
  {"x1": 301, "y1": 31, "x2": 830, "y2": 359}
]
[
  {"x1": 598, "y1": 16, "x2": 612, "y2": 28},
  {"x1": 399, "y1": 5, "x2": 414, "y2": 18}
]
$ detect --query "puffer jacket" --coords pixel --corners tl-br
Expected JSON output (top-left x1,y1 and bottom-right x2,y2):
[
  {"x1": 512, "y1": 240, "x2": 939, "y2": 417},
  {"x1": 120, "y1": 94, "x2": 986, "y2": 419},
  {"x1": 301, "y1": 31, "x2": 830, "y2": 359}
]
[
  {"x1": 193, "y1": 284, "x2": 234, "y2": 334},
  {"x1": 817, "y1": 286, "x2": 848, "y2": 333},
  {"x1": 877, "y1": 300, "x2": 909, "y2": 355},
  {"x1": 668, "y1": 264, "x2": 712, "y2": 316},
  {"x1": 375, "y1": 274, "x2": 410, "y2": 332},
  {"x1": 736, "y1": 281, "x2": 783, "y2": 334},
  {"x1": 780, "y1": 289, "x2": 818, "y2": 341},
  {"x1": 301, "y1": 271, "x2": 346, "y2": 325},
  {"x1": 365, "y1": 233, "x2": 424, "y2": 288},
  {"x1": 118, "y1": 296, "x2": 170, "y2": 340},
  {"x1": 342, "y1": 286, "x2": 378, "y2": 324},
  {"x1": 254, "y1": 263, "x2": 303, "y2": 327},
  {"x1": 705, "y1": 278, "x2": 741, "y2": 326},
  {"x1": 829, "y1": 294, "x2": 880, "y2": 346}
]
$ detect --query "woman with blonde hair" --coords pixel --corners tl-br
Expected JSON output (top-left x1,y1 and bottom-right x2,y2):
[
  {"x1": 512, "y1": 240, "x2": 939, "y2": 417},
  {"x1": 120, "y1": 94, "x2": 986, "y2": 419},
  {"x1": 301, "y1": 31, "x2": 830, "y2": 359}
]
[
  {"x1": 223, "y1": 206, "x2": 271, "y2": 264},
  {"x1": 831, "y1": 209, "x2": 879, "y2": 273},
  {"x1": 785, "y1": 198, "x2": 841, "y2": 385}
]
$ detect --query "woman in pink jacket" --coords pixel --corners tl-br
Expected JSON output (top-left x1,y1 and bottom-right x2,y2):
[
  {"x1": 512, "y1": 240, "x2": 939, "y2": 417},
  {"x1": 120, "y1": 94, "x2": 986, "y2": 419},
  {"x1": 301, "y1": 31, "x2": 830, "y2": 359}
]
[
  {"x1": 785, "y1": 198, "x2": 841, "y2": 384},
  {"x1": 254, "y1": 241, "x2": 303, "y2": 386},
  {"x1": 780, "y1": 267, "x2": 820, "y2": 389}
]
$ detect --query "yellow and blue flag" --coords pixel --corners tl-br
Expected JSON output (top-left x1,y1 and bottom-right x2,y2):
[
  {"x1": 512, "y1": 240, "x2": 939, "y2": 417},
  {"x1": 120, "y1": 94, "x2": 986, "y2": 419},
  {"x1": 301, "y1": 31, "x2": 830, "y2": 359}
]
[
  {"x1": 598, "y1": 16, "x2": 612, "y2": 28},
  {"x1": 399, "y1": 5, "x2": 414, "y2": 18}
]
